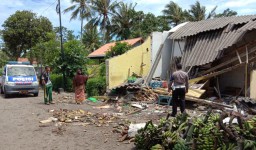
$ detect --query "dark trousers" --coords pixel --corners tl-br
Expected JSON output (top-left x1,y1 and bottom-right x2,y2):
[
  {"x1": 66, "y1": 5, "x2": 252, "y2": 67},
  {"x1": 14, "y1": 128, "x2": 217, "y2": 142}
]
[{"x1": 171, "y1": 88, "x2": 186, "y2": 116}]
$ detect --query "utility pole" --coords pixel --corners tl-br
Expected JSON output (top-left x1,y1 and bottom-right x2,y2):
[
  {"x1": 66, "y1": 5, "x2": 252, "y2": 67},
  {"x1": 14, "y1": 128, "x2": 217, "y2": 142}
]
[{"x1": 57, "y1": 0, "x2": 66, "y2": 90}]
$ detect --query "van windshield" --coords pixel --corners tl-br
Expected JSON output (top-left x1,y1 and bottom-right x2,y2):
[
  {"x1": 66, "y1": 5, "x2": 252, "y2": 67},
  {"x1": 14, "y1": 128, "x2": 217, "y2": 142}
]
[{"x1": 7, "y1": 66, "x2": 36, "y2": 76}]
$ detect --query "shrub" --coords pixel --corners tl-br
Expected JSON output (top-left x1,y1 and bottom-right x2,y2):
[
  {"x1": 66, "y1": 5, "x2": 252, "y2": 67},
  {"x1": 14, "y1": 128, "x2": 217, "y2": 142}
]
[
  {"x1": 50, "y1": 74, "x2": 73, "y2": 92},
  {"x1": 105, "y1": 42, "x2": 131, "y2": 58},
  {"x1": 86, "y1": 76, "x2": 106, "y2": 97}
]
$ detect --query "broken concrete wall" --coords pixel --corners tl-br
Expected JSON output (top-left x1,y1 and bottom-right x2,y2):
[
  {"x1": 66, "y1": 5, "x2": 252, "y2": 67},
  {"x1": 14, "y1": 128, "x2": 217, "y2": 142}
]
[{"x1": 106, "y1": 37, "x2": 151, "y2": 89}]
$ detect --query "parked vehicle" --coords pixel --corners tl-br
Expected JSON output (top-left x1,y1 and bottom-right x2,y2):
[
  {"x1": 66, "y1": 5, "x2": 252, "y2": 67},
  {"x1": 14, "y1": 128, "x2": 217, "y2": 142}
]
[
  {"x1": 0, "y1": 75, "x2": 2, "y2": 86},
  {"x1": 1, "y1": 61, "x2": 39, "y2": 98}
]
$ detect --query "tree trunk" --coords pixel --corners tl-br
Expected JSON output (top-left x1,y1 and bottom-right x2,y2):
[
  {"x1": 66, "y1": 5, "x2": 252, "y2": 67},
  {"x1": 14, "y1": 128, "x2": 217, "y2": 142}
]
[{"x1": 81, "y1": 18, "x2": 83, "y2": 42}]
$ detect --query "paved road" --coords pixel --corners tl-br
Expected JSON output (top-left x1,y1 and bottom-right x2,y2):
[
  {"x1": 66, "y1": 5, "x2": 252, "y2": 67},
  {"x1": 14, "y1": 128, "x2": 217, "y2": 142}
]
[{"x1": 0, "y1": 91, "x2": 134, "y2": 150}]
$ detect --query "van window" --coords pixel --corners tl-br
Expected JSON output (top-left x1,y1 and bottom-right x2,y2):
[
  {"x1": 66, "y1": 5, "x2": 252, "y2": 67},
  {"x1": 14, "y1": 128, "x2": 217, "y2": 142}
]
[{"x1": 7, "y1": 66, "x2": 36, "y2": 76}]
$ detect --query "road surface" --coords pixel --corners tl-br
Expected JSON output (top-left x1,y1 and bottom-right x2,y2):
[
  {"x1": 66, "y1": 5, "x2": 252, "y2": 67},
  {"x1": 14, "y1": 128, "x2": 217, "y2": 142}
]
[{"x1": 0, "y1": 90, "x2": 135, "y2": 150}]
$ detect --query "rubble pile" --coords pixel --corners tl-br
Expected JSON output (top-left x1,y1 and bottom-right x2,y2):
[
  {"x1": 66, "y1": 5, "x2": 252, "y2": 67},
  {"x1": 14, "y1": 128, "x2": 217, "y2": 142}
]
[
  {"x1": 133, "y1": 87, "x2": 159, "y2": 102},
  {"x1": 52, "y1": 109, "x2": 120, "y2": 126},
  {"x1": 39, "y1": 109, "x2": 123, "y2": 134},
  {"x1": 134, "y1": 109, "x2": 256, "y2": 150}
]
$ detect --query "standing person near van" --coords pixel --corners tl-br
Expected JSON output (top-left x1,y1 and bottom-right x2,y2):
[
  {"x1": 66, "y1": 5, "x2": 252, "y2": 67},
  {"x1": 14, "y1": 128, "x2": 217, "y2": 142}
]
[
  {"x1": 42, "y1": 66, "x2": 54, "y2": 105},
  {"x1": 73, "y1": 68, "x2": 88, "y2": 104},
  {"x1": 168, "y1": 63, "x2": 189, "y2": 117}
]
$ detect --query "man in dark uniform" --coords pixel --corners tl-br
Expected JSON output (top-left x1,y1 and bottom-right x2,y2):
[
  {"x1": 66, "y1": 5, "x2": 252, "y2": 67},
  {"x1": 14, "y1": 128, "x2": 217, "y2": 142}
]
[
  {"x1": 169, "y1": 63, "x2": 189, "y2": 117},
  {"x1": 41, "y1": 66, "x2": 54, "y2": 105}
]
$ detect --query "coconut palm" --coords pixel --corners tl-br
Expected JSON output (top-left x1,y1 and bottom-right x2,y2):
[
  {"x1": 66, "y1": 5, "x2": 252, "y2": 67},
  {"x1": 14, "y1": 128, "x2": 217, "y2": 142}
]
[
  {"x1": 63, "y1": 0, "x2": 91, "y2": 40},
  {"x1": 82, "y1": 24, "x2": 101, "y2": 52},
  {"x1": 215, "y1": 8, "x2": 237, "y2": 18},
  {"x1": 89, "y1": 0, "x2": 119, "y2": 43},
  {"x1": 162, "y1": 1, "x2": 185, "y2": 26},
  {"x1": 111, "y1": 2, "x2": 136, "y2": 40},
  {"x1": 186, "y1": 1, "x2": 217, "y2": 21}
]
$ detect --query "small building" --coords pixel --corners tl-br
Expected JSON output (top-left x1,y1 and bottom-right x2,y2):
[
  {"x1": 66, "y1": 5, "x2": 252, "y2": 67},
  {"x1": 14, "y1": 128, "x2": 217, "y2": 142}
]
[{"x1": 88, "y1": 37, "x2": 144, "y2": 61}]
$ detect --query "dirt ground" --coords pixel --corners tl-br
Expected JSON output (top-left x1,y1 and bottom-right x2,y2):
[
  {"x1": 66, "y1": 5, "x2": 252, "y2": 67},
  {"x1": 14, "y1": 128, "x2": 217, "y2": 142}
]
[{"x1": 0, "y1": 90, "x2": 173, "y2": 150}]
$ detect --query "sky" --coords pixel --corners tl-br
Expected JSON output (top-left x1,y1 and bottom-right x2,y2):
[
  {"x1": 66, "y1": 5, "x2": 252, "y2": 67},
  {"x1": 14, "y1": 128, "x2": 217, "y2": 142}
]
[{"x1": 0, "y1": 0, "x2": 256, "y2": 36}]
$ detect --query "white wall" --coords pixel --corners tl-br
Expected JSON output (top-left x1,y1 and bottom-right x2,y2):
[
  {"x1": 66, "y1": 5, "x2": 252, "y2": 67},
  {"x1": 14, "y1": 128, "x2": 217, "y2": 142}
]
[
  {"x1": 151, "y1": 32, "x2": 163, "y2": 78},
  {"x1": 151, "y1": 32, "x2": 184, "y2": 79},
  {"x1": 161, "y1": 31, "x2": 172, "y2": 79}
]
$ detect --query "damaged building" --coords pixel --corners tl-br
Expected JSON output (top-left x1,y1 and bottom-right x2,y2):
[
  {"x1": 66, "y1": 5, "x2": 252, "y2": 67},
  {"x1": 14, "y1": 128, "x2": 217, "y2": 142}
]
[{"x1": 163, "y1": 15, "x2": 256, "y2": 100}]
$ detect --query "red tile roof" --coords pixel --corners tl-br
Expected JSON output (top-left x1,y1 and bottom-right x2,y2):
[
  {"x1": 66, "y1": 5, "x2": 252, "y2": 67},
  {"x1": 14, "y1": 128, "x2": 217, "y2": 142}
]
[
  {"x1": 88, "y1": 37, "x2": 143, "y2": 58},
  {"x1": 17, "y1": 58, "x2": 37, "y2": 65}
]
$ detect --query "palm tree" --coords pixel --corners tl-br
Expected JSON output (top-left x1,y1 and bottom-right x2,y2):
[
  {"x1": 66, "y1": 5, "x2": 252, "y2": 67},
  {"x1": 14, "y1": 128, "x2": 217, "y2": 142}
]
[
  {"x1": 89, "y1": 0, "x2": 119, "y2": 43},
  {"x1": 63, "y1": 0, "x2": 91, "y2": 40},
  {"x1": 186, "y1": 1, "x2": 217, "y2": 21},
  {"x1": 215, "y1": 8, "x2": 237, "y2": 18},
  {"x1": 82, "y1": 24, "x2": 101, "y2": 52},
  {"x1": 162, "y1": 1, "x2": 185, "y2": 26},
  {"x1": 111, "y1": 2, "x2": 136, "y2": 40}
]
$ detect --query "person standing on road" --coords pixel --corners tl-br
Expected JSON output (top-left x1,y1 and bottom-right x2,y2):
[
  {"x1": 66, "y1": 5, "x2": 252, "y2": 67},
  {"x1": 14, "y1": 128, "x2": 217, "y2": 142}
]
[
  {"x1": 73, "y1": 68, "x2": 88, "y2": 104},
  {"x1": 41, "y1": 66, "x2": 54, "y2": 105},
  {"x1": 168, "y1": 63, "x2": 189, "y2": 117}
]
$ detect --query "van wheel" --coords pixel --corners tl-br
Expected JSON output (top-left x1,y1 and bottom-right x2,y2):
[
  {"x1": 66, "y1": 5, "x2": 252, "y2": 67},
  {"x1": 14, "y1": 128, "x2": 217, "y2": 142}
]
[
  {"x1": 34, "y1": 93, "x2": 39, "y2": 97},
  {"x1": 0, "y1": 87, "x2": 3, "y2": 94},
  {"x1": 4, "y1": 93, "x2": 9, "y2": 98}
]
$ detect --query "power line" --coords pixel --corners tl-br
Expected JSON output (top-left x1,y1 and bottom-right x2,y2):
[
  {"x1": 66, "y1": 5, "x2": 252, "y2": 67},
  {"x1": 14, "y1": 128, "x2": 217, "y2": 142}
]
[{"x1": 38, "y1": 0, "x2": 58, "y2": 16}]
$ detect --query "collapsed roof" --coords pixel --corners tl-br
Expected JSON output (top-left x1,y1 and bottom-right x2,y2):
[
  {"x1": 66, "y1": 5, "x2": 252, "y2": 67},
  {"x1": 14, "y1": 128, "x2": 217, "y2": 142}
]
[{"x1": 169, "y1": 15, "x2": 256, "y2": 68}]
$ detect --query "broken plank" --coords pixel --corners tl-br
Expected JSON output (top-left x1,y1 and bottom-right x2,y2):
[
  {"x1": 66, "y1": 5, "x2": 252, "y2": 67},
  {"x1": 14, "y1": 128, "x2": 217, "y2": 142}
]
[
  {"x1": 126, "y1": 108, "x2": 144, "y2": 116},
  {"x1": 201, "y1": 44, "x2": 256, "y2": 75},
  {"x1": 189, "y1": 63, "x2": 245, "y2": 84},
  {"x1": 236, "y1": 50, "x2": 242, "y2": 64},
  {"x1": 186, "y1": 96, "x2": 233, "y2": 108},
  {"x1": 186, "y1": 89, "x2": 206, "y2": 98},
  {"x1": 250, "y1": 70, "x2": 256, "y2": 99}
]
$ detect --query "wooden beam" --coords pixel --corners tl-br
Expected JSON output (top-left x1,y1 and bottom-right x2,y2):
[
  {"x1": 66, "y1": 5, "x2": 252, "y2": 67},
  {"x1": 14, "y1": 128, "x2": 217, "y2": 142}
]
[
  {"x1": 189, "y1": 63, "x2": 245, "y2": 84},
  {"x1": 246, "y1": 45, "x2": 249, "y2": 63},
  {"x1": 245, "y1": 63, "x2": 248, "y2": 97},
  {"x1": 201, "y1": 45, "x2": 256, "y2": 75},
  {"x1": 236, "y1": 50, "x2": 242, "y2": 64},
  {"x1": 185, "y1": 96, "x2": 233, "y2": 108},
  {"x1": 216, "y1": 77, "x2": 221, "y2": 98}
]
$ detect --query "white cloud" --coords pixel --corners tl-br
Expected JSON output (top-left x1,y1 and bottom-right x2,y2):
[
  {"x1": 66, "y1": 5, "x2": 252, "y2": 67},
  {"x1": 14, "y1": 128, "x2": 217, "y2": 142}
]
[
  {"x1": 239, "y1": 8, "x2": 256, "y2": 14},
  {"x1": 0, "y1": 0, "x2": 81, "y2": 35},
  {"x1": 1, "y1": 0, "x2": 256, "y2": 36},
  {"x1": 223, "y1": 0, "x2": 256, "y2": 7}
]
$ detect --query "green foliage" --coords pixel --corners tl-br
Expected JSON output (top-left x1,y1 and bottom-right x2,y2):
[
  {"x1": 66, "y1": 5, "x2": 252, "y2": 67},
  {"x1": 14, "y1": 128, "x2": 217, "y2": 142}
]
[
  {"x1": 82, "y1": 24, "x2": 101, "y2": 52},
  {"x1": 105, "y1": 42, "x2": 131, "y2": 58},
  {"x1": 53, "y1": 40, "x2": 88, "y2": 78},
  {"x1": 50, "y1": 74, "x2": 73, "y2": 92},
  {"x1": 53, "y1": 26, "x2": 77, "y2": 42},
  {"x1": 29, "y1": 32, "x2": 60, "y2": 66},
  {"x1": 86, "y1": 76, "x2": 106, "y2": 97},
  {"x1": 63, "y1": 0, "x2": 91, "y2": 40},
  {"x1": 135, "y1": 121, "x2": 160, "y2": 150},
  {"x1": 131, "y1": 11, "x2": 170, "y2": 38},
  {"x1": 163, "y1": 1, "x2": 237, "y2": 27},
  {"x1": 88, "y1": 0, "x2": 119, "y2": 43},
  {"x1": 99, "y1": 63, "x2": 106, "y2": 77},
  {"x1": 111, "y1": 2, "x2": 137, "y2": 40},
  {"x1": 0, "y1": 50, "x2": 9, "y2": 68},
  {"x1": 2, "y1": 10, "x2": 52, "y2": 59},
  {"x1": 162, "y1": 1, "x2": 186, "y2": 26},
  {"x1": 215, "y1": 8, "x2": 237, "y2": 18}
]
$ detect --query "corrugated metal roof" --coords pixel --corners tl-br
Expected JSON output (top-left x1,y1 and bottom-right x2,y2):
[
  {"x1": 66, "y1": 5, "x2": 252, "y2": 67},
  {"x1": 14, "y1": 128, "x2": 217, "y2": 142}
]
[
  {"x1": 178, "y1": 15, "x2": 256, "y2": 67},
  {"x1": 170, "y1": 15, "x2": 256, "y2": 40}
]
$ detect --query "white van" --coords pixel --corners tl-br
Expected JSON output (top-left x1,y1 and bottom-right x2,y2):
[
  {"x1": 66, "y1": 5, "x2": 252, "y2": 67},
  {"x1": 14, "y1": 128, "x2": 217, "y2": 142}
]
[{"x1": 1, "y1": 61, "x2": 39, "y2": 98}]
